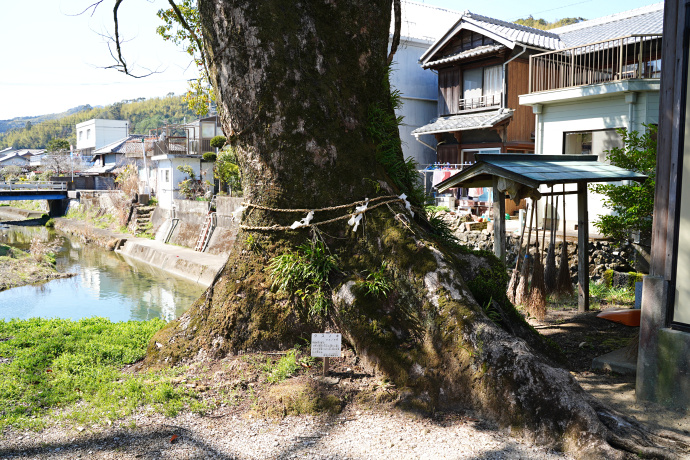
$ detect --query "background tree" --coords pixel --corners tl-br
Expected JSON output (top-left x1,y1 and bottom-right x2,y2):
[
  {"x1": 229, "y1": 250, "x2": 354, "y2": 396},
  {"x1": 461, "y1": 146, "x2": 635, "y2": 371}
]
[
  {"x1": 43, "y1": 138, "x2": 77, "y2": 176},
  {"x1": 102, "y1": 1, "x2": 685, "y2": 457},
  {"x1": 214, "y1": 146, "x2": 240, "y2": 195},
  {"x1": 591, "y1": 126, "x2": 657, "y2": 244},
  {"x1": 46, "y1": 138, "x2": 70, "y2": 153},
  {"x1": 156, "y1": 0, "x2": 215, "y2": 115},
  {"x1": 0, "y1": 96, "x2": 199, "y2": 149},
  {"x1": 514, "y1": 16, "x2": 585, "y2": 30},
  {"x1": 0, "y1": 165, "x2": 22, "y2": 182}
]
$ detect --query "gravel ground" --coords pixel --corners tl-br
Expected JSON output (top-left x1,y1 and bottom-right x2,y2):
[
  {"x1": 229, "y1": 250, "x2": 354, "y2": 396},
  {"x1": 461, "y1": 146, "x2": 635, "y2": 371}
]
[{"x1": 0, "y1": 407, "x2": 571, "y2": 460}]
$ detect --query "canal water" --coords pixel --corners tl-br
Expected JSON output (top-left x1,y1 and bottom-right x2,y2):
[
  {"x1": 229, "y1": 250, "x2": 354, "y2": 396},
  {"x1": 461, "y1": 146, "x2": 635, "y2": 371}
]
[{"x1": 0, "y1": 223, "x2": 205, "y2": 322}]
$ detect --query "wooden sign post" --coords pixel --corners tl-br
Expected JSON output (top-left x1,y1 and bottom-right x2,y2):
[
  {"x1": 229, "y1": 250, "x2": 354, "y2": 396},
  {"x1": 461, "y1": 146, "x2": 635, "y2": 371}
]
[{"x1": 311, "y1": 333, "x2": 341, "y2": 376}]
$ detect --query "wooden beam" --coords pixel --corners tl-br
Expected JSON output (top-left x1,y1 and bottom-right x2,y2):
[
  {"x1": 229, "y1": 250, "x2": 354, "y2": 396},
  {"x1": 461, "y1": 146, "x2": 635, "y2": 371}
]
[
  {"x1": 492, "y1": 176, "x2": 506, "y2": 264},
  {"x1": 577, "y1": 182, "x2": 589, "y2": 312},
  {"x1": 539, "y1": 190, "x2": 579, "y2": 197}
]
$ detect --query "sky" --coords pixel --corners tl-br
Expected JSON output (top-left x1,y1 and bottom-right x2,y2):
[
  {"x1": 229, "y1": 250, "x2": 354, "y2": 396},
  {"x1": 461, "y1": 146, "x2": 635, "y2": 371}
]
[{"x1": 0, "y1": 0, "x2": 664, "y2": 121}]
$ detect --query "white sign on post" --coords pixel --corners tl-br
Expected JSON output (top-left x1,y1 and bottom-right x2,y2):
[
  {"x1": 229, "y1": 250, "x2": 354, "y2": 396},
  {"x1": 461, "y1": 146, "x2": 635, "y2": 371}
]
[{"x1": 311, "y1": 333, "x2": 342, "y2": 358}]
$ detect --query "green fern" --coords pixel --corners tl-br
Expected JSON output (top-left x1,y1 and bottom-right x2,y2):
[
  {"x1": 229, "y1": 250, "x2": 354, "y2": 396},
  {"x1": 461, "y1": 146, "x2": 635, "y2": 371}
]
[{"x1": 269, "y1": 240, "x2": 339, "y2": 316}]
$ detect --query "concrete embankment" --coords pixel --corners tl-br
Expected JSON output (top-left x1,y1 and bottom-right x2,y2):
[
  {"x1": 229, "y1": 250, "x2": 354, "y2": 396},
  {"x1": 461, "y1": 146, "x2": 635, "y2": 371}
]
[
  {"x1": 53, "y1": 218, "x2": 129, "y2": 250},
  {"x1": 0, "y1": 207, "x2": 46, "y2": 221},
  {"x1": 116, "y1": 239, "x2": 226, "y2": 286},
  {"x1": 52, "y1": 218, "x2": 227, "y2": 286}
]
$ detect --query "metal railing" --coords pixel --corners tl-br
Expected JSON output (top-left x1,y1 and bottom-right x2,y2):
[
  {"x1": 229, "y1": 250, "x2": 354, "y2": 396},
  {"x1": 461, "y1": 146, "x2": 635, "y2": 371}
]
[
  {"x1": 0, "y1": 181, "x2": 67, "y2": 191},
  {"x1": 458, "y1": 93, "x2": 502, "y2": 111},
  {"x1": 529, "y1": 34, "x2": 662, "y2": 93},
  {"x1": 147, "y1": 137, "x2": 214, "y2": 156}
]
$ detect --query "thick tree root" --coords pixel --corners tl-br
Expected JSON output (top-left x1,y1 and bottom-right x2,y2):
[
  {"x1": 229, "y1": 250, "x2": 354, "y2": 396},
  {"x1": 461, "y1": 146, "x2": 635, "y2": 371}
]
[{"x1": 147, "y1": 213, "x2": 689, "y2": 459}]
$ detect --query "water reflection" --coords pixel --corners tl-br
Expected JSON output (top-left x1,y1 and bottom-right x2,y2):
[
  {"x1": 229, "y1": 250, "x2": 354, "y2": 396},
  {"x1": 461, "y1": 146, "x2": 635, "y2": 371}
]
[{"x1": 0, "y1": 224, "x2": 205, "y2": 322}]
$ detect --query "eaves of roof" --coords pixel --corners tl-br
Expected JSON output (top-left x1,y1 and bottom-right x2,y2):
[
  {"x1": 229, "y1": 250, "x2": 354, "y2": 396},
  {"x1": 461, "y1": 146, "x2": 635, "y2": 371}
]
[
  {"x1": 422, "y1": 44, "x2": 506, "y2": 68},
  {"x1": 420, "y1": 11, "x2": 563, "y2": 66},
  {"x1": 412, "y1": 109, "x2": 513, "y2": 136},
  {"x1": 436, "y1": 154, "x2": 647, "y2": 192}
]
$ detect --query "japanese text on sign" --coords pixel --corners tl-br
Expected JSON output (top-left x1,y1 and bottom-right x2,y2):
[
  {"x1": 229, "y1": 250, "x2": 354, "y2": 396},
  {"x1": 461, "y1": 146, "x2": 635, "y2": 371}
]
[{"x1": 311, "y1": 333, "x2": 342, "y2": 358}]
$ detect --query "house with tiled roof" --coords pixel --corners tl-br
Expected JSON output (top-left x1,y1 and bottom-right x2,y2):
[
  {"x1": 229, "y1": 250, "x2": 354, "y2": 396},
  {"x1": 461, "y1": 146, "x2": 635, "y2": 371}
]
[
  {"x1": 0, "y1": 149, "x2": 43, "y2": 169},
  {"x1": 519, "y1": 2, "x2": 663, "y2": 237},
  {"x1": 412, "y1": 10, "x2": 562, "y2": 209},
  {"x1": 413, "y1": 11, "x2": 560, "y2": 177},
  {"x1": 414, "y1": 4, "x2": 663, "y2": 228}
]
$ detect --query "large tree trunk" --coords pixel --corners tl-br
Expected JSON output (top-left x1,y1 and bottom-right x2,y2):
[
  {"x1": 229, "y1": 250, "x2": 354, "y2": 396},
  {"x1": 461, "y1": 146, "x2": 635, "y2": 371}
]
[{"x1": 145, "y1": 1, "x2": 687, "y2": 458}]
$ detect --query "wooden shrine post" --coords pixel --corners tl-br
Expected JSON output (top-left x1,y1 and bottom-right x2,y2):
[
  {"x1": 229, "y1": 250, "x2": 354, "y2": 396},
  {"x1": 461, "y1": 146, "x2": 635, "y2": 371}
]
[
  {"x1": 577, "y1": 182, "x2": 589, "y2": 311},
  {"x1": 492, "y1": 176, "x2": 506, "y2": 264}
]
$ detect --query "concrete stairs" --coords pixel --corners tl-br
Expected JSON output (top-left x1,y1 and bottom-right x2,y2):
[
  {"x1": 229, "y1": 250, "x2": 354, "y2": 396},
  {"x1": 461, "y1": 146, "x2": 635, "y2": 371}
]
[{"x1": 128, "y1": 205, "x2": 156, "y2": 237}]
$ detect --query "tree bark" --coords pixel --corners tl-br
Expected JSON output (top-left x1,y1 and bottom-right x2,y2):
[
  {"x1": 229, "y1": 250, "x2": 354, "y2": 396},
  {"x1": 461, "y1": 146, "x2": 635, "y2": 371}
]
[{"x1": 144, "y1": 1, "x2": 688, "y2": 458}]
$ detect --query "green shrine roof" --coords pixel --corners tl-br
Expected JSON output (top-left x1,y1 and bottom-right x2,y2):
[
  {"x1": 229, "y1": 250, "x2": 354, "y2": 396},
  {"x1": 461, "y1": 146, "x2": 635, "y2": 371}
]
[{"x1": 436, "y1": 154, "x2": 648, "y2": 192}]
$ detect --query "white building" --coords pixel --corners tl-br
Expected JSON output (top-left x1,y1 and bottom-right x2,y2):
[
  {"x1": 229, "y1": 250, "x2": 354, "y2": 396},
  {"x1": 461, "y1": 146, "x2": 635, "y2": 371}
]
[
  {"x1": 390, "y1": 1, "x2": 461, "y2": 167},
  {"x1": 518, "y1": 3, "x2": 663, "y2": 234},
  {"x1": 76, "y1": 119, "x2": 130, "y2": 157},
  {"x1": 146, "y1": 116, "x2": 222, "y2": 209}
]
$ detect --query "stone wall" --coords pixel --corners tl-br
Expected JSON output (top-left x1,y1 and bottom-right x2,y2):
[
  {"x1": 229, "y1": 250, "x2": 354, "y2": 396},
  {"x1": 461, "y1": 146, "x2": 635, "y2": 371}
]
[
  {"x1": 442, "y1": 214, "x2": 641, "y2": 281},
  {"x1": 73, "y1": 190, "x2": 128, "y2": 216}
]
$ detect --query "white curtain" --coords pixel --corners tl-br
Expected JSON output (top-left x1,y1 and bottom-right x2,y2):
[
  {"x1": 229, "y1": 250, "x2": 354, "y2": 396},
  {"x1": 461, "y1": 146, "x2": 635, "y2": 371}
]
[
  {"x1": 463, "y1": 68, "x2": 483, "y2": 101},
  {"x1": 483, "y1": 65, "x2": 502, "y2": 101}
]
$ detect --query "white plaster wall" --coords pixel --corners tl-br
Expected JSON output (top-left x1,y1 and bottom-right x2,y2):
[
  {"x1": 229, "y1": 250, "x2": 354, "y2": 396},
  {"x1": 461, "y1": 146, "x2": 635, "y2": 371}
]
[
  {"x1": 537, "y1": 92, "x2": 659, "y2": 234},
  {"x1": 138, "y1": 160, "x2": 157, "y2": 196},
  {"x1": 76, "y1": 119, "x2": 129, "y2": 151},
  {"x1": 390, "y1": 39, "x2": 438, "y2": 167},
  {"x1": 156, "y1": 160, "x2": 175, "y2": 210}
]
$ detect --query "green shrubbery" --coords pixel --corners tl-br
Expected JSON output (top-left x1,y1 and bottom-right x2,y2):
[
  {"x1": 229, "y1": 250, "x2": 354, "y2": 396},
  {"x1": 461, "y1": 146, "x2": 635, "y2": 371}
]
[{"x1": 591, "y1": 126, "x2": 657, "y2": 243}]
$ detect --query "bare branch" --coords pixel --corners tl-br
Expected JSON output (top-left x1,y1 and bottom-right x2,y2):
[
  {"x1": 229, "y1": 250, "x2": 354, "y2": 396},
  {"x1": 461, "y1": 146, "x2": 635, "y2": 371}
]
[
  {"x1": 387, "y1": 0, "x2": 401, "y2": 65},
  {"x1": 66, "y1": 1, "x2": 106, "y2": 17},
  {"x1": 111, "y1": 0, "x2": 130, "y2": 75},
  {"x1": 97, "y1": 0, "x2": 161, "y2": 78}
]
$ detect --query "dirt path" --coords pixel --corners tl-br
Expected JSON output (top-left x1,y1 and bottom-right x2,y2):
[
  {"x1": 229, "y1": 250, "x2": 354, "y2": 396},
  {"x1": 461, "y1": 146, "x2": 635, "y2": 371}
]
[{"x1": 528, "y1": 305, "x2": 690, "y2": 442}]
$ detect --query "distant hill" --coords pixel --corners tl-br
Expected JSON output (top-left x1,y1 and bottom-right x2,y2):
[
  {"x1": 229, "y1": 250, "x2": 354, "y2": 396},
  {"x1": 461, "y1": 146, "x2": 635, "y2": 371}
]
[
  {"x1": 0, "y1": 105, "x2": 94, "y2": 136},
  {"x1": 0, "y1": 96, "x2": 200, "y2": 150},
  {"x1": 514, "y1": 16, "x2": 586, "y2": 30}
]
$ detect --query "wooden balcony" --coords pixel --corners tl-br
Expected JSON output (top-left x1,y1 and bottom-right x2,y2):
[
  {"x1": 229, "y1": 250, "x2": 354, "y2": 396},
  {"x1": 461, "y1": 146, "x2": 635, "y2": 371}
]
[{"x1": 528, "y1": 34, "x2": 662, "y2": 93}]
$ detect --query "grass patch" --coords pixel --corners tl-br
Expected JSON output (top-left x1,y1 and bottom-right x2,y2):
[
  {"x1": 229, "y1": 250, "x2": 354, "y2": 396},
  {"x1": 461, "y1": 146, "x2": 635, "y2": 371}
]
[
  {"x1": 0, "y1": 317, "x2": 203, "y2": 430},
  {"x1": 6, "y1": 200, "x2": 44, "y2": 212},
  {"x1": 263, "y1": 349, "x2": 300, "y2": 383},
  {"x1": 589, "y1": 282, "x2": 635, "y2": 305}
]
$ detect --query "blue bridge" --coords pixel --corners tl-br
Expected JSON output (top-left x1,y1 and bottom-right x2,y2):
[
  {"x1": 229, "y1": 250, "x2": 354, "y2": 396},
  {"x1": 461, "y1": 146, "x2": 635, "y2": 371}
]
[{"x1": 0, "y1": 182, "x2": 70, "y2": 216}]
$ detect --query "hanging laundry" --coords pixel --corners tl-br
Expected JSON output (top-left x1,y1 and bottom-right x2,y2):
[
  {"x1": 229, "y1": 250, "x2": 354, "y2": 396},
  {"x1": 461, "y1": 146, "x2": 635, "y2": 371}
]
[
  {"x1": 468, "y1": 187, "x2": 483, "y2": 198},
  {"x1": 432, "y1": 170, "x2": 445, "y2": 187}
]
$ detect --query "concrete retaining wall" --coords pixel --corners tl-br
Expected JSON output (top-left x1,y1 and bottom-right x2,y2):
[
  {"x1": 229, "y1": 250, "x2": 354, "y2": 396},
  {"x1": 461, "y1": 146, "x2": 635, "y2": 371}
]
[
  {"x1": 152, "y1": 196, "x2": 243, "y2": 255},
  {"x1": 117, "y1": 240, "x2": 224, "y2": 286},
  {"x1": 0, "y1": 207, "x2": 46, "y2": 220}
]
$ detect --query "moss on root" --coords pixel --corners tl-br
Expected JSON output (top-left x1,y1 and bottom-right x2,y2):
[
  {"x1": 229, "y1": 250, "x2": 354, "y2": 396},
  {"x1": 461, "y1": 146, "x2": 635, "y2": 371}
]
[{"x1": 255, "y1": 379, "x2": 343, "y2": 417}]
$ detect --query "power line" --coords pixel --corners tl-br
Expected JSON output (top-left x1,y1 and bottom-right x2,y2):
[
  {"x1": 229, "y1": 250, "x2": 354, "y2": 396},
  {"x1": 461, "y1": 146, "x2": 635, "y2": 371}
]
[{"x1": 510, "y1": 0, "x2": 594, "y2": 21}]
